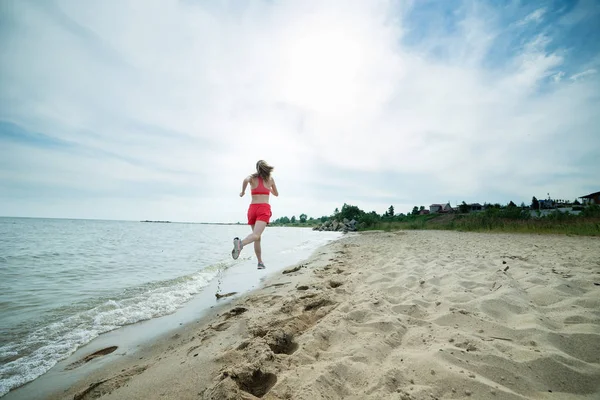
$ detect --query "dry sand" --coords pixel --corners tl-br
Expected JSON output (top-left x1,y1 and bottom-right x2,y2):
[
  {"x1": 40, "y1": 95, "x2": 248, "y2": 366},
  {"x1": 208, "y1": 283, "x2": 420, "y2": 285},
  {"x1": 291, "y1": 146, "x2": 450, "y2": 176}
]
[{"x1": 46, "y1": 231, "x2": 600, "y2": 400}]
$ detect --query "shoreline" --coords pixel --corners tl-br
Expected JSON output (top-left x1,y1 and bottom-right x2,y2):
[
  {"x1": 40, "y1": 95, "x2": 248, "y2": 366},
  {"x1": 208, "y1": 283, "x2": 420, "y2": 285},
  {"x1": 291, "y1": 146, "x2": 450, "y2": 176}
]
[
  {"x1": 7, "y1": 230, "x2": 600, "y2": 399},
  {"x1": 41, "y1": 237, "x2": 347, "y2": 400},
  {"x1": 2, "y1": 231, "x2": 342, "y2": 400}
]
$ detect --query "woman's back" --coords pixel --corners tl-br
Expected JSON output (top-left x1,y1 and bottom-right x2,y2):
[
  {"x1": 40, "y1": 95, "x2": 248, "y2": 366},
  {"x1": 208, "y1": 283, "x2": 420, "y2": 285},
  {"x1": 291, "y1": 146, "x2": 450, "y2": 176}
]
[{"x1": 250, "y1": 176, "x2": 271, "y2": 196}]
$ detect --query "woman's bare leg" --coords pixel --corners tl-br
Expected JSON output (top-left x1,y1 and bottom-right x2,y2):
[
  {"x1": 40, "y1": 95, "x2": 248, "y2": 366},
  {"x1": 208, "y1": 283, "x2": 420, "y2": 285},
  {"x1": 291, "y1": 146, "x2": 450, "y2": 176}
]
[
  {"x1": 254, "y1": 237, "x2": 263, "y2": 264},
  {"x1": 249, "y1": 224, "x2": 263, "y2": 264},
  {"x1": 241, "y1": 220, "x2": 267, "y2": 249},
  {"x1": 232, "y1": 221, "x2": 267, "y2": 262}
]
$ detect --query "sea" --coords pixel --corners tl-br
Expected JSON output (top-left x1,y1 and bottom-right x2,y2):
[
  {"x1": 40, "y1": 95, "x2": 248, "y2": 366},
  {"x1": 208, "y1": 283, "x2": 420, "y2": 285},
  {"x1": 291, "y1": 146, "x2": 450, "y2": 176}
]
[{"x1": 0, "y1": 217, "x2": 341, "y2": 397}]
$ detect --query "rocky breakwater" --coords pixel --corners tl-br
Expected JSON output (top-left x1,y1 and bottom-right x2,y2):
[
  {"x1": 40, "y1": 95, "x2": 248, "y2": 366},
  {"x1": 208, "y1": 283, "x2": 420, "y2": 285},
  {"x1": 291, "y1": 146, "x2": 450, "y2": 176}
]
[{"x1": 313, "y1": 219, "x2": 357, "y2": 233}]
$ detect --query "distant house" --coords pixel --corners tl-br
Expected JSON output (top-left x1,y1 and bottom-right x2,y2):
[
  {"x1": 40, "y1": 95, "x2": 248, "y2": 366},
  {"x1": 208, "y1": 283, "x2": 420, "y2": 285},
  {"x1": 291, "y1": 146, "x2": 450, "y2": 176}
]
[
  {"x1": 468, "y1": 203, "x2": 483, "y2": 212},
  {"x1": 580, "y1": 191, "x2": 600, "y2": 205},
  {"x1": 419, "y1": 209, "x2": 430, "y2": 215},
  {"x1": 430, "y1": 203, "x2": 452, "y2": 213},
  {"x1": 538, "y1": 199, "x2": 555, "y2": 209}
]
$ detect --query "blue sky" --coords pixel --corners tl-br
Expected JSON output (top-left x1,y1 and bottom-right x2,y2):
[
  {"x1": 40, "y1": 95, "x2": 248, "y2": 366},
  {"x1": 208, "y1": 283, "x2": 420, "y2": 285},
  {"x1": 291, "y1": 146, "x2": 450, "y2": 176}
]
[{"x1": 1, "y1": 0, "x2": 599, "y2": 222}]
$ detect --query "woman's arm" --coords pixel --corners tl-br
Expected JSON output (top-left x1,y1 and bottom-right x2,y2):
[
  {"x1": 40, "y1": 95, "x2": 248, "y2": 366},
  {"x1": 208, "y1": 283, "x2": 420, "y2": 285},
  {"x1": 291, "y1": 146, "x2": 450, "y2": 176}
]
[
  {"x1": 240, "y1": 176, "x2": 251, "y2": 197},
  {"x1": 270, "y1": 178, "x2": 279, "y2": 197}
]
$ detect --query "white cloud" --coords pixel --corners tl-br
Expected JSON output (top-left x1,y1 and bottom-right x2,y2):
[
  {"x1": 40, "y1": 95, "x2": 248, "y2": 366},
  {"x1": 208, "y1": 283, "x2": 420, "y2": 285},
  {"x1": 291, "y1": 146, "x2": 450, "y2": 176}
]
[
  {"x1": 516, "y1": 8, "x2": 546, "y2": 26},
  {"x1": 0, "y1": 0, "x2": 598, "y2": 221},
  {"x1": 553, "y1": 71, "x2": 565, "y2": 82},
  {"x1": 570, "y1": 69, "x2": 597, "y2": 81}
]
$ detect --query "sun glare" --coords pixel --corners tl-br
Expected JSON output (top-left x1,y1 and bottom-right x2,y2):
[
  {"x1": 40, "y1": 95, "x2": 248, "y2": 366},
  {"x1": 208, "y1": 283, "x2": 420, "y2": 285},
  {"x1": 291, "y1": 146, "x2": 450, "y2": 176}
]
[{"x1": 279, "y1": 22, "x2": 365, "y2": 114}]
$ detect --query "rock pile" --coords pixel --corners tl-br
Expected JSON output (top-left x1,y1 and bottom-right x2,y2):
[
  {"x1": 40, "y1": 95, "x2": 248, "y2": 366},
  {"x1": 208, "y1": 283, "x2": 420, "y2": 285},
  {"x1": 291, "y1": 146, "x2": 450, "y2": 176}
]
[{"x1": 312, "y1": 219, "x2": 358, "y2": 232}]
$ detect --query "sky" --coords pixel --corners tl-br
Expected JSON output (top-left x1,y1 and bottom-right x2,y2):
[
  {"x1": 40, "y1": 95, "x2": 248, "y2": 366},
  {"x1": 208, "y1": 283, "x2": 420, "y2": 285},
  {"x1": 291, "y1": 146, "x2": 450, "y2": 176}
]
[{"x1": 1, "y1": 0, "x2": 599, "y2": 223}]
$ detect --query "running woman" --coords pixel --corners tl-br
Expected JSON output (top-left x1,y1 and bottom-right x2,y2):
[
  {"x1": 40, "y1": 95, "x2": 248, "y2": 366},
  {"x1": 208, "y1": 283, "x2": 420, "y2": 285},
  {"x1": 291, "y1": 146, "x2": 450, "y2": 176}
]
[{"x1": 231, "y1": 160, "x2": 279, "y2": 269}]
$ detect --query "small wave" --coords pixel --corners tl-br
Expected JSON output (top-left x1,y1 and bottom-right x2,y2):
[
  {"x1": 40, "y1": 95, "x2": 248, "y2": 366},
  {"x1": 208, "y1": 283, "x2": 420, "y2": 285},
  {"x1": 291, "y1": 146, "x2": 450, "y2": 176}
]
[{"x1": 0, "y1": 267, "x2": 219, "y2": 397}]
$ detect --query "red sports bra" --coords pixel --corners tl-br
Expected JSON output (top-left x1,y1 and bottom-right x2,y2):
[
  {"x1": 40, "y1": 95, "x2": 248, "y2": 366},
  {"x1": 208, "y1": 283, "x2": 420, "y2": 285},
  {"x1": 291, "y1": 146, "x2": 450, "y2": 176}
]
[{"x1": 251, "y1": 177, "x2": 270, "y2": 195}]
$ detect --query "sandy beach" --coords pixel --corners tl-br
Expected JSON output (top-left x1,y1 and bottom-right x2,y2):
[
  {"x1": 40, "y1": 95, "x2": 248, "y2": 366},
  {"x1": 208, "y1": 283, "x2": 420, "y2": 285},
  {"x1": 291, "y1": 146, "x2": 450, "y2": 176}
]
[{"x1": 40, "y1": 230, "x2": 600, "y2": 400}]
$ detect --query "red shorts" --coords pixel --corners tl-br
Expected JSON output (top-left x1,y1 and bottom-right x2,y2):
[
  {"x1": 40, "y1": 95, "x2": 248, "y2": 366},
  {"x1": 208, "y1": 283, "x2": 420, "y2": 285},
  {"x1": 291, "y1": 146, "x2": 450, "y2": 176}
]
[{"x1": 247, "y1": 203, "x2": 272, "y2": 225}]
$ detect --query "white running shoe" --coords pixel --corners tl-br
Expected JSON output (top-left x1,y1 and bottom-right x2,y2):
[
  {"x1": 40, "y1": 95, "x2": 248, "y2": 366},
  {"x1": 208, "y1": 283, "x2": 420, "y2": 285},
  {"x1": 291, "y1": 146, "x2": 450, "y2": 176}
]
[{"x1": 231, "y1": 237, "x2": 242, "y2": 260}]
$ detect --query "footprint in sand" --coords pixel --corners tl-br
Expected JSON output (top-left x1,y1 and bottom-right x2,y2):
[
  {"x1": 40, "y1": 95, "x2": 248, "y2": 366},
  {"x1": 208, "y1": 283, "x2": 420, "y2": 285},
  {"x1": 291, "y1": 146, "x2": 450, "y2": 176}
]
[
  {"x1": 73, "y1": 366, "x2": 148, "y2": 400},
  {"x1": 65, "y1": 346, "x2": 119, "y2": 370}
]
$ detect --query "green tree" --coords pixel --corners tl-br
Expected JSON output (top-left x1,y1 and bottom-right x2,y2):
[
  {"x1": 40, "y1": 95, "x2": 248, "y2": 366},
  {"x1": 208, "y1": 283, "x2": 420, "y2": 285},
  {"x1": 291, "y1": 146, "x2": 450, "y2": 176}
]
[
  {"x1": 339, "y1": 203, "x2": 363, "y2": 221},
  {"x1": 508, "y1": 201, "x2": 517, "y2": 208},
  {"x1": 419, "y1": 206, "x2": 425, "y2": 212},
  {"x1": 332, "y1": 207, "x2": 340, "y2": 220},
  {"x1": 412, "y1": 206, "x2": 419, "y2": 215},
  {"x1": 280, "y1": 216, "x2": 290, "y2": 224},
  {"x1": 459, "y1": 201, "x2": 469, "y2": 214},
  {"x1": 387, "y1": 205, "x2": 394, "y2": 217},
  {"x1": 299, "y1": 213, "x2": 307, "y2": 223},
  {"x1": 573, "y1": 199, "x2": 580, "y2": 205},
  {"x1": 360, "y1": 211, "x2": 381, "y2": 228},
  {"x1": 531, "y1": 196, "x2": 539, "y2": 210},
  {"x1": 290, "y1": 216, "x2": 296, "y2": 223}
]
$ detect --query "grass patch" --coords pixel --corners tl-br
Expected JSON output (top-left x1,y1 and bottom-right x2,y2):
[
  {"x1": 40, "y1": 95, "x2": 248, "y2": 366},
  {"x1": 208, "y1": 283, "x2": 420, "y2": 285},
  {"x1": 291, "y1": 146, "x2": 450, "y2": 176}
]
[{"x1": 363, "y1": 213, "x2": 600, "y2": 236}]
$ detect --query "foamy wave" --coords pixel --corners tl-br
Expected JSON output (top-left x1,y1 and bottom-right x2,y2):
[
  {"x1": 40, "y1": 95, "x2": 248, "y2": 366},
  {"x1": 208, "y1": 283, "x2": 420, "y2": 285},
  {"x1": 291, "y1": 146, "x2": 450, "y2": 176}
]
[
  {"x1": 278, "y1": 236, "x2": 341, "y2": 254},
  {"x1": 0, "y1": 268, "x2": 218, "y2": 397}
]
